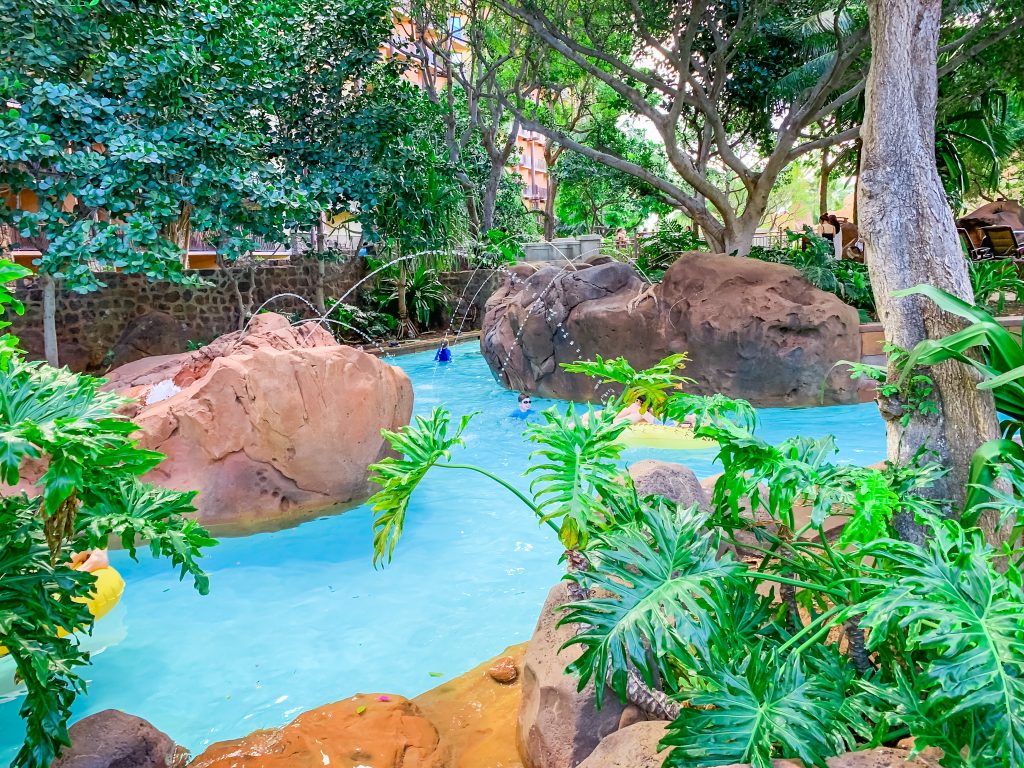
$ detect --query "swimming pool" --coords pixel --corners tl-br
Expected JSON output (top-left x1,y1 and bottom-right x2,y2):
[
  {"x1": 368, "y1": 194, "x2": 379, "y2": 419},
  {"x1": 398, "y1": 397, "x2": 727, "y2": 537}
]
[{"x1": 0, "y1": 342, "x2": 886, "y2": 761}]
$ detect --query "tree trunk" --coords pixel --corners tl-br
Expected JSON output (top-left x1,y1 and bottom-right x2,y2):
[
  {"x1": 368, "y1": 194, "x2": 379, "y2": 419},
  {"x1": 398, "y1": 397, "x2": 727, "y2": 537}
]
[
  {"x1": 819, "y1": 149, "x2": 831, "y2": 217},
  {"x1": 315, "y1": 214, "x2": 326, "y2": 313},
  {"x1": 481, "y1": 163, "x2": 502, "y2": 235},
  {"x1": 722, "y1": 216, "x2": 760, "y2": 258},
  {"x1": 860, "y1": 0, "x2": 1000, "y2": 542},
  {"x1": 163, "y1": 202, "x2": 193, "y2": 263},
  {"x1": 543, "y1": 173, "x2": 558, "y2": 241},
  {"x1": 41, "y1": 274, "x2": 58, "y2": 367}
]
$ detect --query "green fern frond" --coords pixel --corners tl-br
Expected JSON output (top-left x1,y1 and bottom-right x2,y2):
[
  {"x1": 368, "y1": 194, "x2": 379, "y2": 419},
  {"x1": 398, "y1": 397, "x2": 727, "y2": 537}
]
[{"x1": 524, "y1": 403, "x2": 632, "y2": 548}]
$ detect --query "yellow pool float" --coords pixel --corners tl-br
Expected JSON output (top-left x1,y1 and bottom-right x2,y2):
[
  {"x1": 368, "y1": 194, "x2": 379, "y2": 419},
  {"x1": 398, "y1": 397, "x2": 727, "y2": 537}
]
[
  {"x1": 618, "y1": 422, "x2": 716, "y2": 450},
  {"x1": 0, "y1": 567, "x2": 124, "y2": 657}
]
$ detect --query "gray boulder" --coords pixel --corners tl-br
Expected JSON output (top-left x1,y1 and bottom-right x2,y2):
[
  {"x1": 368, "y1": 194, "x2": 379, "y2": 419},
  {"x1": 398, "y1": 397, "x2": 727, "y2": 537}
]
[{"x1": 628, "y1": 460, "x2": 709, "y2": 510}]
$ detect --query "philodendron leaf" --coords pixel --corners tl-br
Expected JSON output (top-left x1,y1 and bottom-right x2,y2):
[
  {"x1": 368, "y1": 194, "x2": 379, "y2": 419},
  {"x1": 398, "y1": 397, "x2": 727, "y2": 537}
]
[
  {"x1": 558, "y1": 503, "x2": 739, "y2": 708},
  {"x1": 368, "y1": 407, "x2": 476, "y2": 566}
]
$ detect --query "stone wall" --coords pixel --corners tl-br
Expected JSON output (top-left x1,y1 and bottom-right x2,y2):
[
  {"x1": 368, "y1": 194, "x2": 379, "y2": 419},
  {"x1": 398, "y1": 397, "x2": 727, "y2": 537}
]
[
  {"x1": 439, "y1": 268, "x2": 505, "y2": 332},
  {"x1": 8, "y1": 259, "x2": 365, "y2": 372}
]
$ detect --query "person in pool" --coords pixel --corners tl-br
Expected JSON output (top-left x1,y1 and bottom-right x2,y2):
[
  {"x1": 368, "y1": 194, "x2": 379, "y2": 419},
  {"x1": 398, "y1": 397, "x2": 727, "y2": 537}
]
[
  {"x1": 509, "y1": 392, "x2": 534, "y2": 420},
  {"x1": 434, "y1": 339, "x2": 452, "y2": 363}
]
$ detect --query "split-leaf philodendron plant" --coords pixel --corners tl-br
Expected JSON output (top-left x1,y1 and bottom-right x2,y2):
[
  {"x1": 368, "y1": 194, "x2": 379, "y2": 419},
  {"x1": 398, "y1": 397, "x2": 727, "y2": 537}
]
[
  {"x1": 0, "y1": 261, "x2": 216, "y2": 768},
  {"x1": 369, "y1": 353, "x2": 1024, "y2": 768}
]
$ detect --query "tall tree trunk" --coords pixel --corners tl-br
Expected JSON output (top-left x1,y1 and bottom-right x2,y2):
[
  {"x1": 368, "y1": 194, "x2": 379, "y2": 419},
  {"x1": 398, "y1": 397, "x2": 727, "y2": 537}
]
[
  {"x1": 396, "y1": 261, "x2": 415, "y2": 338},
  {"x1": 819, "y1": 148, "x2": 831, "y2": 217},
  {"x1": 852, "y1": 140, "x2": 863, "y2": 225},
  {"x1": 315, "y1": 214, "x2": 326, "y2": 313},
  {"x1": 543, "y1": 173, "x2": 558, "y2": 241},
  {"x1": 40, "y1": 274, "x2": 58, "y2": 367},
  {"x1": 481, "y1": 163, "x2": 503, "y2": 235},
  {"x1": 860, "y1": 0, "x2": 1000, "y2": 542}
]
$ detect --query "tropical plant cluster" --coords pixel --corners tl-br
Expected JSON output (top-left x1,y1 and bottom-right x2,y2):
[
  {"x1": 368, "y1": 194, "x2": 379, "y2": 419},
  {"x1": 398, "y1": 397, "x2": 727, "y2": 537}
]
[
  {"x1": 0, "y1": 260, "x2": 215, "y2": 768},
  {"x1": 368, "y1": 352, "x2": 1024, "y2": 768}
]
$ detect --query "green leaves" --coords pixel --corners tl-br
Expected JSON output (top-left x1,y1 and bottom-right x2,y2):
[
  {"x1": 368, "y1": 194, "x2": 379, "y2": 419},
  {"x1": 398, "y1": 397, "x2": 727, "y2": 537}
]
[
  {"x1": 559, "y1": 503, "x2": 739, "y2": 708},
  {"x1": 368, "y1": 408, "x2": 476, "y2": 566},
  {"x1": 859, "y1": 521, "x2": 1024, "y2": 765},
  {"x1": 524, "y1": 403, "x2": 630, "y2": 549},
  {"x1": 896, "y1": 284, "x2": 1024, "y2": 437},
  {"x1": 662, "y1": 648, "x2": 859, "y2": 768},
  {"x1": 562, "y1": 355, "x2": 694, "y2": 421},
  {"x1": 0, "y1": 351, "x2": 215, "y2": 768}
]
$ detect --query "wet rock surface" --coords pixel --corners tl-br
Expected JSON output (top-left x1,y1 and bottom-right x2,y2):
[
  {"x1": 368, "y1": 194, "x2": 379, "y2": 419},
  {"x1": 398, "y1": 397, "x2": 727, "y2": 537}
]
[
  {"x1": 188, "y1": 694, "x2": 443, "y2": 768},
  {"x1": 481, "y1": 253, "x2": 860, "y2": 406},
  {"x1": 53, "y1": 710, "x2": 181, "y2": 768},
  {"x1": 103, "y1": 313, "x2": 413, "y2": 532},
  {"x1": 517, "y1": 582, "x2": 625, "y2": 768}
]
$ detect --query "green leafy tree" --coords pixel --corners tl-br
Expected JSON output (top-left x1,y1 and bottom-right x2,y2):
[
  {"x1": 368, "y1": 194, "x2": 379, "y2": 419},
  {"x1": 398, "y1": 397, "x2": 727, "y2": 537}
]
[
  {"x1": 0, "y1": 0, "x2": 332, "y2": 365},
  {"x1": 0, "y1": 261, "x2": 215, "y2": 768},
  {"x1": 496, "y1": 0, "x2": 1023, "y2": 254}
]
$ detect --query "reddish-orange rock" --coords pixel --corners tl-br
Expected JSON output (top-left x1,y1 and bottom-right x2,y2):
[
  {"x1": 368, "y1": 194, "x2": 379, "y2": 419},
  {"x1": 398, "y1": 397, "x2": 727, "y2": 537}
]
[
  {"x1": 415, "y1": 644, "x2": 526, "y2": 768},
  {"x1": 103, "y1": 313, "x2": 413, "y2": 533},
  {"x1": 188, "y1": 694, "x2": 444, "y2": 768},
  {"x1": 488, "y1": 657, "x2": 519, "y2": 684}
]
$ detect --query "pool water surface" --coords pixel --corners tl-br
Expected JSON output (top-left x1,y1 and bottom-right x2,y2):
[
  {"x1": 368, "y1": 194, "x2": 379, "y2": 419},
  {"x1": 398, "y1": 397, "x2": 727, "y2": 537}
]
[{"x1": 0, "y1": 342, "x2": 886, "y2": 760}]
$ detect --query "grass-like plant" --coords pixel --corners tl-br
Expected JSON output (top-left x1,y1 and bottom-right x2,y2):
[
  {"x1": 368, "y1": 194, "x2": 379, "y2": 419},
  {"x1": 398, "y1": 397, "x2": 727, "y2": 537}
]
[{"x1": 368, "y1": 353, "x2": 1024, "y2": 767}]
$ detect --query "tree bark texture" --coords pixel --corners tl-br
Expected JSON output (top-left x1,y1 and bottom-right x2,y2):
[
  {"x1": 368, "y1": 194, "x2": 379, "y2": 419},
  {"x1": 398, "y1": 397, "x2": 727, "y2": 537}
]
[
  {"x1": 860, "y1": 0, "x2": 999, "y2": 541},
  {"x1": 41, "y1": 274, "x2": 58, "y2": 367}
]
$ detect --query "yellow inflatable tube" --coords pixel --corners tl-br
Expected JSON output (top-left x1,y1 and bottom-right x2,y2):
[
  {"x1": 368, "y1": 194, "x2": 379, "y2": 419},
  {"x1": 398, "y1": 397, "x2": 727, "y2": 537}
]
[
  {"x1": 618, "y1": 422, "x2": 716, "y2": 450},
  {"x1": 0, "y1": 567, "x2": 124, "y2": 657}
]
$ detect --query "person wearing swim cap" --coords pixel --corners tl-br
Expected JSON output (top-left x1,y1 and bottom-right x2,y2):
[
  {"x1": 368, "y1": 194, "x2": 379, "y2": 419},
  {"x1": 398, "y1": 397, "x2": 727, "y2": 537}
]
[{"x1": 434, "y1": 338, "x2": 452, "y2": 363}]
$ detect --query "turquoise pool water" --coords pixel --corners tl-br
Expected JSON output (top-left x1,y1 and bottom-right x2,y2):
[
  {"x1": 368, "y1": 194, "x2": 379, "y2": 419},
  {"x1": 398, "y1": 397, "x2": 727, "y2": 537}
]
[{"x1": 0, "y1": 342, "x2": 886, "y2": 760}]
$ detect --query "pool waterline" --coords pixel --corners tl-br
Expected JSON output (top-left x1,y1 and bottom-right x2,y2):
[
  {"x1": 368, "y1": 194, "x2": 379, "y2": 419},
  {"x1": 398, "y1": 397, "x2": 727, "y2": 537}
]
[{"x1": 0, "y1": 342, "x2": 886, "y2": 760}]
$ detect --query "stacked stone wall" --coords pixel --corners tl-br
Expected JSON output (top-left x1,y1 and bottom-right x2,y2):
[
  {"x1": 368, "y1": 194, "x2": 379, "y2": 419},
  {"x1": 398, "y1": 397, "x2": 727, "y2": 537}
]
[{"x1": 8, "y1": 259, "x2": 364, "y2": 371}]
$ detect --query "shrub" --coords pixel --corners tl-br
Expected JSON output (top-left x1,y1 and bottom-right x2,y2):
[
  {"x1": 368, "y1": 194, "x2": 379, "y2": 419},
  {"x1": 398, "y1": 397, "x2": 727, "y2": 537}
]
[
  {"x1": 0, "y1": 260, "x2": 215, "y2": 768},
  {"x1": 368, "y1": 353, "x2": 1024, "y2": 768}
]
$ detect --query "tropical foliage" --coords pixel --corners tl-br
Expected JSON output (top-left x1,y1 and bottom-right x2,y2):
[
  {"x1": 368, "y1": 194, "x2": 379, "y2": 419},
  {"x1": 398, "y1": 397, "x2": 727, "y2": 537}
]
[
  {"x1": 368, "y1": 353, "x2": 1024, "y2": 768},
  {"x1": 0, "y1": 262, "x2": 215, "y2": 768},
  {"x1": 748, "y1": 230, "x2": 876, "y2": 319}
]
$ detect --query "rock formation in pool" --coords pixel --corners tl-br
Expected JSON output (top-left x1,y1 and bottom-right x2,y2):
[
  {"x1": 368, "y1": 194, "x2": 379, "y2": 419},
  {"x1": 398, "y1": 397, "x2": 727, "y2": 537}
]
[
  {"x1": 104, "y1": 313, "x2": 413, "y2": 532},
  {"x1": 480, "y1": 252, "x2": 861, "y2": 406}
]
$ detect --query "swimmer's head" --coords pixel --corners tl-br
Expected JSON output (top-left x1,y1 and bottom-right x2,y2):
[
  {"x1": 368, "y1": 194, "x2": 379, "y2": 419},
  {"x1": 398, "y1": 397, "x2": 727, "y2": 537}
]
[{"x1": 518, "y1": 392, "x2": 533, "y2": 410}]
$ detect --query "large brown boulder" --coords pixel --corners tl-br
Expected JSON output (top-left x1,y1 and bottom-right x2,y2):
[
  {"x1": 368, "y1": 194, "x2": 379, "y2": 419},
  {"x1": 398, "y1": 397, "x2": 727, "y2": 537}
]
[
  {"x1": 575, "y1": 722, "x2": 670, "y2": 768},
  {"x1": 188, "y1": 694, "x2": 444, "y2": 768},
  {"x1": 103, "y1": 313, "x2": 413, "y2": 533},
  {"x1": 481, "y1": 254, "x2": 860, "y2": 406},
  {"x1": 518, "y1": 582, "x2": 625, "y2": 768},
  {"x1": 108, "y1": 311, "x2": 194, "y2": 369},
  {"x1": 53, "y1": 710, "x2": 183, "y2": 768}
]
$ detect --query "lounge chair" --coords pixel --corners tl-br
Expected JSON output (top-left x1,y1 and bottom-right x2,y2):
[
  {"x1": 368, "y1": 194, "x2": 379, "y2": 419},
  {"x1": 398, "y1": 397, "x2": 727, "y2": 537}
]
[
  {"x1": 960, "y1": 227, "x2": 993, "y2": 261},
  {"x1": 981, "y1": 225, "x2": 1024, "y2": 260}
]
